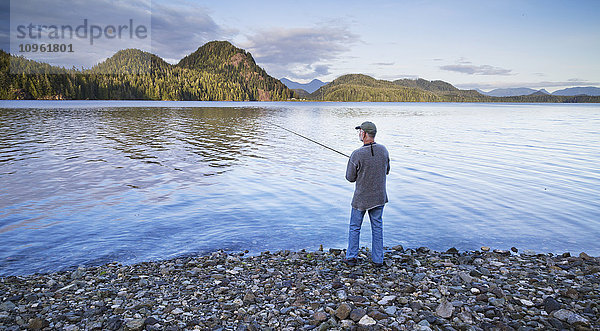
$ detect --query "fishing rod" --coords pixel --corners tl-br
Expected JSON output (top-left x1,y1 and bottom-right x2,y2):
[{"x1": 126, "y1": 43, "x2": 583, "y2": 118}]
[{"x1": 268, "y1": 122, "x2": 350, "y2": 158}]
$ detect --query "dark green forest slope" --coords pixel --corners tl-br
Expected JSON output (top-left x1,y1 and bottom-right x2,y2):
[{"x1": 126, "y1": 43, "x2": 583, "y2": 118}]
[{"x1": 0, "y1": 41, "x2": 293, "y2": 101}]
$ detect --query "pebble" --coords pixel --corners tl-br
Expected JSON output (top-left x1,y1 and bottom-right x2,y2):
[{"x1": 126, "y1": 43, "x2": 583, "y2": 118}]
[
  {"x1": 435, "y1": 299, "x2": 454, "y2": 318},
  {"x1": 358, "y1": 314, "x2": 376, "y2": 326},
  {"x1": 384, "y1": 306, "x2": 397, "y2": 315},
  {"x1": 458, "y1": 271, "x2": 473, "y2": 283},
  {"x1": 543, "y1": 296, "x2": 561, "y2": 313},
  {"x1": 125, "y1": 318, "x2": 145, "y2": 331},
  {"x1": 349, "y1": 308, "x2": 366, "y2": 322},
  {"x1": 377, "y1": 295, "x2": 396, "y2": 305},
  {"x1": 335, "y1": 303, "x2": 351, "y2": 320},
  {"x1": 313, "y1": 311, "x2": 328, "y2": 322},
  {"x1": 170, "y1": 308, "x2": 183, "y2": 314},
  {"x1": 0, "y1": 246, "x2": 597, "y2": 330},
  {"x1": 520, "y1": 299, "x2": 535, "y2": 307}
]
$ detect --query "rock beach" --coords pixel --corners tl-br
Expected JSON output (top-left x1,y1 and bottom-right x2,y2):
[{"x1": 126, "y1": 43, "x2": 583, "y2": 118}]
[{"x1": 0, "y1": 246, "x2": 598, "y2": 330}]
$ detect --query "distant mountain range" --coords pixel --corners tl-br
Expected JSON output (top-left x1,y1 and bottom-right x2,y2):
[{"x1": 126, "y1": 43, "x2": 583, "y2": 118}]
[
  {"x1": 280, "y1": 78, "x2": 327, "y2": 93},
  {"x1": 480, "y1": 88, "x2": 548, "y2": 97},
  {"x1": 303, "y1": 74, "x2": 600, "y2": 103},
  {"x1": 552, "y1": 87, "x2": 600, "y2": 96},
  {"x1": 479, "y1": 86, "x2": 600, "y2": 97}
]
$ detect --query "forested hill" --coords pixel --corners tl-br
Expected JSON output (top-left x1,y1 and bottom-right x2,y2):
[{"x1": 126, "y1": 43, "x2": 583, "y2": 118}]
[
  {"x1": 308, "y1": 74, "x2": 600, "y2": 103},
  {"x1": 307, "y1": 74, "x2": 485, "y2": 102},
  {"x1": 0, "y1": 41, "x2": 293, "y2": 101}
]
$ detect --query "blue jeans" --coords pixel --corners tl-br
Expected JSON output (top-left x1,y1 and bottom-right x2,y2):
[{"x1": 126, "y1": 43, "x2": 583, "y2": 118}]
[{"x1": 346, "y1": 205, "x2": 384, "y2": 264}]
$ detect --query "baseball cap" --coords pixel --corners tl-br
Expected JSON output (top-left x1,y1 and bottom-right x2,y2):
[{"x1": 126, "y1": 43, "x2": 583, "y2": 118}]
[{"x1": 355, "y1": 121, "x2": 377, "y2": 134}]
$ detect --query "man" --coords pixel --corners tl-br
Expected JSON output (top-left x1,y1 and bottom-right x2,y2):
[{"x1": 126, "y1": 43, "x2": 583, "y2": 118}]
[{"x1": 345, "y1": 121, "x2": 390, "y2": 267}]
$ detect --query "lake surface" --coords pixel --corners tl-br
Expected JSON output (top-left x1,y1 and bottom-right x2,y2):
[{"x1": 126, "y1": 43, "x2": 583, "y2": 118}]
[{"x1": 1, "y1": 101, "x2": 599, "y2": 276}]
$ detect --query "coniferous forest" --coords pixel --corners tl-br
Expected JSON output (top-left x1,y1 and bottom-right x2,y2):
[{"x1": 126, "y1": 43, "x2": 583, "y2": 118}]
[{"x1": 0, "y1": 41, "x2": 293, "y2": 101}]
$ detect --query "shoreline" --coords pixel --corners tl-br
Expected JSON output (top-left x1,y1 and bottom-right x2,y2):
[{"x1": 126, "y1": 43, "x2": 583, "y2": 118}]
[{"x1": 1, "y1": 246, "x2": 598, "y2": 330}]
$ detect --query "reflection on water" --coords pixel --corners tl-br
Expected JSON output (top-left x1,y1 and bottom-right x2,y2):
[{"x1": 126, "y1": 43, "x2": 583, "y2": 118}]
[{"x1": 1, "y1": 101, "x2": 599, "y2": 276}]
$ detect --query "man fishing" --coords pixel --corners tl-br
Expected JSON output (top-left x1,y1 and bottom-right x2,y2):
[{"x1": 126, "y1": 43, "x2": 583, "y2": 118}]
[{"x1": 345, "y1": 121, "x2": 390, "y2": 267}]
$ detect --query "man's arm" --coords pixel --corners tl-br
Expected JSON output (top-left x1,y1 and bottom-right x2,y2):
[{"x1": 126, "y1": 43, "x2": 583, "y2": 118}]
[
  {"x1": 387, "y1": 156, "x2": 390, "y2": 175},
  {"x1": 346, "y1": 157, "x2": 358, "y2": 182}
]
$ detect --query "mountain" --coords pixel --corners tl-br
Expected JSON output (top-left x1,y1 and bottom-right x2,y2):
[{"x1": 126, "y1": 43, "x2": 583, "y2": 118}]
[
  {"x1": 308, "y1": 74, "x2": 487, "y2": 102},
  {"x1": 280, "y1": 78, "x2": 327, "y2": 93},
  {"x1": 0, "y1": 41, "x2": 293, "y2": 101},
  {"x1": 481, "y1": 88, "x2": 548, "y2": 97},
  {"x1": 175, "y1": 41, "x2": 292, "y2": 101},
  {"x1": 530, "y1": 90, "x2": 549, "y2": 96},
  {"x1": 89, "y1": 48, "x2": 172, "y2": 74},
  {"x1": 552, "y1": 87, "x2": 600, "y2": 96}
]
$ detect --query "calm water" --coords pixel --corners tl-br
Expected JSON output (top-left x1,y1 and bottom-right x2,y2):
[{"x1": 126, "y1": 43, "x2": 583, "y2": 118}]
[{"x1": 1, "y1": 101, "x2": 599, "y2": 276}]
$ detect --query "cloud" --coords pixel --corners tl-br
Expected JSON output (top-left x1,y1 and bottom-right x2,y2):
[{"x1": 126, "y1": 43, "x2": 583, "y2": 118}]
[
  {"x1": 150, "y1": 2, "x2": 234, "y2": 62},
  {"x1": 372, "y1": 62, "x2": 395, "y2": 66},
  {"x1": 241, "y1": 24, "x2": 360, "y2": 79},
  {"x1": 440, "y1": 64, "x2": 512, "y2": 75},
  {"x1": 285, "y1": 64, "x2": 332, "y2": 80}
]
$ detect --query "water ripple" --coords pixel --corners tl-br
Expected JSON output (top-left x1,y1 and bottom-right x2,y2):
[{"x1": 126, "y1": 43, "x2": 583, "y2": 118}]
[{"x1": 1, "y1": 102, "x2": 599, "y2": 275}]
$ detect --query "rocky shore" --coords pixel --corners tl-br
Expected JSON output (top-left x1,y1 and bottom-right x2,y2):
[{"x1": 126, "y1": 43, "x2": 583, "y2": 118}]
[{"x1": 1, "y1": 246, "x2": 598, "y2": 330}]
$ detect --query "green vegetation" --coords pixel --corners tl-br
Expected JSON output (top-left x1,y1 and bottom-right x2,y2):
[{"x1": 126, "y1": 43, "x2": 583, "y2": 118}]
[
  {"x1": 307, "y1": 74, "x2": 600, "y2": 103},
  {"x1": 0, "y1": 41, "x2": 293, "y2": 101}
]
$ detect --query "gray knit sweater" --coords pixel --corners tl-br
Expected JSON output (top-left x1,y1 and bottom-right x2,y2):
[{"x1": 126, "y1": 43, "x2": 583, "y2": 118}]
[{"x1": 345, "y1": 143, "x2": 390, "y2": 211}]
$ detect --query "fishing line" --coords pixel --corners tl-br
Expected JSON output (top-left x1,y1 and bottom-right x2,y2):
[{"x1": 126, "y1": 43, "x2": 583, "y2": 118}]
[{"x1": 268, "y1": 121, "x2": 351, "y2": 158}]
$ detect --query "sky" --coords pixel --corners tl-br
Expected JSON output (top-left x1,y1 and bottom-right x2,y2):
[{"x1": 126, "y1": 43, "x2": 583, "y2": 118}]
[{"x1": 2, "y1": 0, "x2": 599, "y2": 92}]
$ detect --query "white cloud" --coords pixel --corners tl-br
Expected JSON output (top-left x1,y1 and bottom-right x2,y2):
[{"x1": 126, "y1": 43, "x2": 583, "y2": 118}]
[
  {"x1": 241, "y1": 23, "x2": 360, "y2": 80},
  {"x1": 150, "y1": 2, "x2": 235, "y2": 61},
  {"x1": 372, "y1": 62, "x2": 395, "y2": 66},
  {"x1": 440, "y1": 64, "x2": 512, "y2": 76}
]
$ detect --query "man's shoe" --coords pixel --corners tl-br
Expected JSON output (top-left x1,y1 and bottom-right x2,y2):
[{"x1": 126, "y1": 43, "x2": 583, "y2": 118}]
[
  {"x1": 372, "y1": 262, "x2": 384, "y2": 268},
  {"x1": 344, "y1": 258, "x2": 357, "y2": 267}
]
